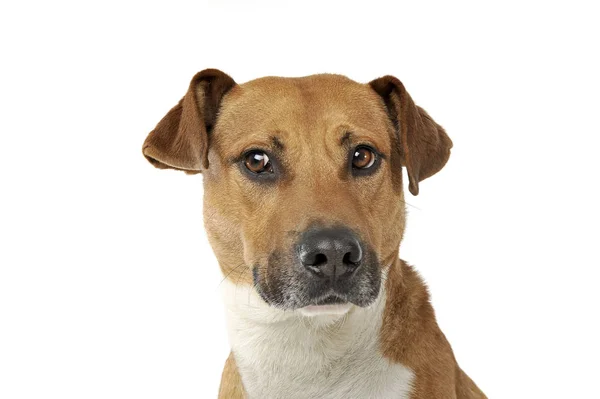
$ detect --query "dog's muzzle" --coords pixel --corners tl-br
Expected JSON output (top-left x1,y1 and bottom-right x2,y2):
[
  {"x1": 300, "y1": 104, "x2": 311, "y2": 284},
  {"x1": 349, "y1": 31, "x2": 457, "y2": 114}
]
[{"x1": 254, "y1": 226, "x2": 381, "y2": 310}]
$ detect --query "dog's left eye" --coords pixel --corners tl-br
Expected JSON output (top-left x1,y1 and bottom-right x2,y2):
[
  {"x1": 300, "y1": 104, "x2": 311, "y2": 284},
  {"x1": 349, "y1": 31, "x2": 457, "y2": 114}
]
[{"x1": 244, "y1": 151, "x2": 273, "y2": 174}]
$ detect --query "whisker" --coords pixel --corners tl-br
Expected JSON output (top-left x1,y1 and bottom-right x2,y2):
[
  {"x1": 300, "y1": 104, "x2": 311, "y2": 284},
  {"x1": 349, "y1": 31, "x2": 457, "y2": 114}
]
[
  {"x1": 216, "y1": 261, "x2": 249, "y2": 290},
  {"x1": 400, "y1": 198, "x2": 420, "y2": 210}
]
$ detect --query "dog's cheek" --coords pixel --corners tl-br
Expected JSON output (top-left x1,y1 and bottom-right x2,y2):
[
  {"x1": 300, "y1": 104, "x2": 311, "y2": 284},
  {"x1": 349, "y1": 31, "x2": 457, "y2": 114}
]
[
  {"x1": 202, "y1": 171, "x2": 256, "y2": 283},
  {"x1": 367, "y1": 180, "x2": 407, "y2": 262},
  {"x1": 203, "y1": 205, "x2": 250, "y2": 282}
]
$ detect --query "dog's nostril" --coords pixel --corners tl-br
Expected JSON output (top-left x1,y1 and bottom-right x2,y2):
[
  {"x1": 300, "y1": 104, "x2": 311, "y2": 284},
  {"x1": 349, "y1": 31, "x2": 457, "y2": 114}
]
[
  {"x1": 301, "y1": 252, "x2": 328, "y2": 267},
  {"x1": 343, "y1": 251, "x2": 360, "y2": 265},
  {"x1": 312, "y1": 253, "x2": 328, "y2": 266}
]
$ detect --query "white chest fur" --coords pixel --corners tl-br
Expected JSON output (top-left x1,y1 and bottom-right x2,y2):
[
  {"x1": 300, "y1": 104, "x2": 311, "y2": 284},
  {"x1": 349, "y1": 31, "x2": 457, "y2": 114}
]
[{"x1": 221, "y1": 281, "x2": 414, "y2": 399}]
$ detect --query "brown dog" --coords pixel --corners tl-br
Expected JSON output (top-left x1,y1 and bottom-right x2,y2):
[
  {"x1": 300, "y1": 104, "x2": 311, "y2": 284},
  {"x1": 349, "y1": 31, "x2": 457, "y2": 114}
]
[{"x1": 142, "y1": 69, "x2": 486, "y2": 398}]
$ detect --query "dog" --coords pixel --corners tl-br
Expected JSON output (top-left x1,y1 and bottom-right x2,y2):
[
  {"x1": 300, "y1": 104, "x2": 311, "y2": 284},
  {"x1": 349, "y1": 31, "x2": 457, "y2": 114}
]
[{"x1": 142, "y1": 69, "x2": 486, "y2": 398}]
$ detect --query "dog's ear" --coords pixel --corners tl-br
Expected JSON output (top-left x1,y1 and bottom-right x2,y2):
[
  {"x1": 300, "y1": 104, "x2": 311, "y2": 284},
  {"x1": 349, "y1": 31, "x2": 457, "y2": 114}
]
[
  {"x1": 142, "y1": 69, "x2": 236, "y2": 173},
  {"x1": 369, "y1": 76, "x2": 452, "y2": 195}
]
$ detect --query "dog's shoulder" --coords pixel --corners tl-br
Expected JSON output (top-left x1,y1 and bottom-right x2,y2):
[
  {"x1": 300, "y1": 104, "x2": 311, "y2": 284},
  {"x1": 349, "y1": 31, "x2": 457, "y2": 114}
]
[{"x1": 381, "y1": 260, "x2": 486, "y2": 398}]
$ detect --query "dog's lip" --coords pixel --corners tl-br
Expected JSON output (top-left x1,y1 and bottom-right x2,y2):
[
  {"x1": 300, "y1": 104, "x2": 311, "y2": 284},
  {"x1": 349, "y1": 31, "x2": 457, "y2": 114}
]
[
  {"x1": 314, "y1": 294, "x2": 347, "y2": 305},
  {"x1": 298, "y1": 302, "x2": 353, "y2": 316},
  {"x1": 298, "y1": 294, "x2": 352, "y2": 316}
]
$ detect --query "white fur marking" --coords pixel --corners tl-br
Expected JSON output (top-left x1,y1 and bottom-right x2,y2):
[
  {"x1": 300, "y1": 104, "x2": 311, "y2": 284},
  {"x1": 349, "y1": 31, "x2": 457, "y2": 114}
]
[{"x1": 221, "y1": 279, "x2": 414, "y2": 399}]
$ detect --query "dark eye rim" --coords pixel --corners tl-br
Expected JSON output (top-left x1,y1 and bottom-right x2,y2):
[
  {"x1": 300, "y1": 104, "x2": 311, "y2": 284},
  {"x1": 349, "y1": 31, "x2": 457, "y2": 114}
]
[
  {"x1": 238, "y1": 148, "x2": 280, "y2": 182},
  {"x1": 349, "y1": 145, "x2": 382, "y2": 177}
]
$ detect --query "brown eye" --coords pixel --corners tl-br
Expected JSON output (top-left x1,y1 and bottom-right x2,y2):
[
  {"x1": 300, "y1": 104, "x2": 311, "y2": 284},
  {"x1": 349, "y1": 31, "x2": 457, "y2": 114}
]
[
  {"x1": 352, "y1": 146, "x2": 376, "y2": 169},
  {"x1": 244, "y1": 151, "x2": 273, "y2": 174}
]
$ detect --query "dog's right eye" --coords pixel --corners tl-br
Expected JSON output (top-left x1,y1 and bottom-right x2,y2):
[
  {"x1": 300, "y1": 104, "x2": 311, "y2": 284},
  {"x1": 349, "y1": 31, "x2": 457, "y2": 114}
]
[{"x1": 244, "y1": 151, "x2": 273, "y2": 174}]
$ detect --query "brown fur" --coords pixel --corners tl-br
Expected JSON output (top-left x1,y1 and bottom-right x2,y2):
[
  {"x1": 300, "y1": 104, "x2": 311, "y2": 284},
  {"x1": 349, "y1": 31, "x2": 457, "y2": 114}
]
[
  {"x1": 218, "y1": 352, "x2": 244, "y2": 399},
  {"x1": 381, "y1": 259, "x2": 486, "y2": 398},
  {"x1": 369, "y1": 76, "x2": 453, "y2": 195},
  {"x1": 142, "y1": 69, "x2": 485, "y2": 398},
  {"x1": 143, "y1": 69, "x2": 236, "y2": 171}
]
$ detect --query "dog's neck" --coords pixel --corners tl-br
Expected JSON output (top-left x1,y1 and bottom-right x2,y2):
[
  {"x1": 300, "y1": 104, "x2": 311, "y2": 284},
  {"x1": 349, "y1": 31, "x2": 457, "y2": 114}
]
[{"x1": 220, "y1": 272, "x2": 414, "y2": 399}]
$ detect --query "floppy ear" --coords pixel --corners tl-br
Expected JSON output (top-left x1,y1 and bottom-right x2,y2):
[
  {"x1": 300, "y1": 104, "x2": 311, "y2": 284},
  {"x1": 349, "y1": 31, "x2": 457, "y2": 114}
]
[
  {"x1": 369, "y1": 76, "x2": 452, "y2": 195},
  {"x1": 142, "y1": 69, "x2": 236, "y2": 172}
]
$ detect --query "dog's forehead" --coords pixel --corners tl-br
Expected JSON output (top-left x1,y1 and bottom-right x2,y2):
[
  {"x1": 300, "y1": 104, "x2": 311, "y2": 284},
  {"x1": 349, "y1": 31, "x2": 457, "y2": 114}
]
[
  {"x1": 237, "y1": 74, "x2": 371, "y2": 98},
  {"x1": 214, "y1": 74, "x2": 391, "y2": 148}
]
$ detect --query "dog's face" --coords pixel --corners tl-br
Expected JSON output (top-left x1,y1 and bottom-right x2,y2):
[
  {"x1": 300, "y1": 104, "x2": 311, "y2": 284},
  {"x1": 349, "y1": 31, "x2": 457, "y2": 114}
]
[
  {"x1": 204, "y1": 75, "x2": 402, "y2": 310},
  {"x1": 143, "y1": 70, "x2": 451, "y2": 311}
]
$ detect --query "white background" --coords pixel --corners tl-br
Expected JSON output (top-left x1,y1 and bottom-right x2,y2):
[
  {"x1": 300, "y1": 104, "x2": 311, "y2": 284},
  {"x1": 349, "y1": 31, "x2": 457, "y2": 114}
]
[{"x1": 1, "y1": 1, "x2": 599, "y2": 398}]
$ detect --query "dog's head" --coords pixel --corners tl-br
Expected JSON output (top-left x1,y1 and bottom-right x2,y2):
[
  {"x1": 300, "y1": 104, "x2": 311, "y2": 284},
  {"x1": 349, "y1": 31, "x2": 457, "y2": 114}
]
[{"x1": 143, "y1": 69, "x2": 451, "y2": 312}]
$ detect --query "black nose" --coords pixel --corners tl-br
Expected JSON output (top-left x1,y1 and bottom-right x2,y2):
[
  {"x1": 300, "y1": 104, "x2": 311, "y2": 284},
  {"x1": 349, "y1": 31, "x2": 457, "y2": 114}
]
[{"x1": 298, "y1": 228, "x2": 363, "y2": 278}]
